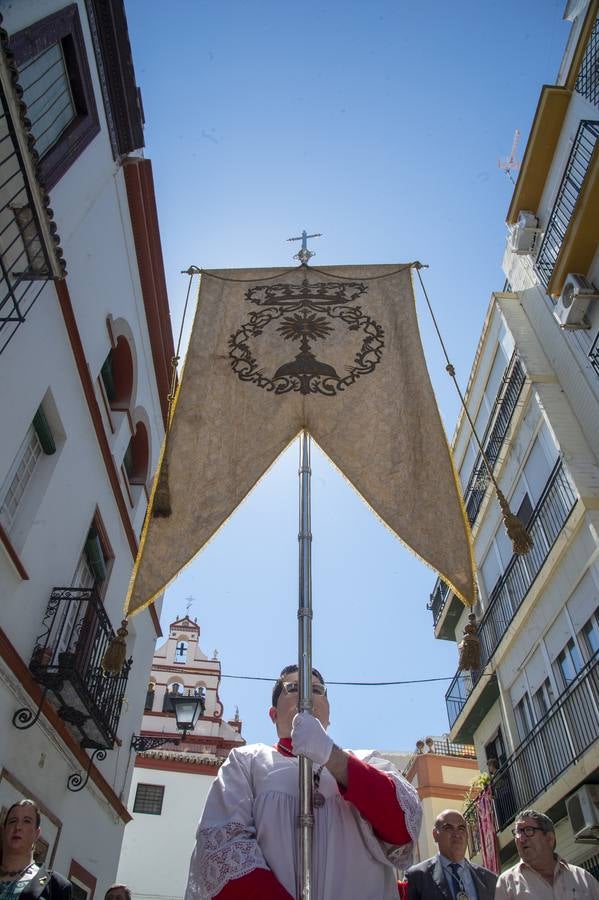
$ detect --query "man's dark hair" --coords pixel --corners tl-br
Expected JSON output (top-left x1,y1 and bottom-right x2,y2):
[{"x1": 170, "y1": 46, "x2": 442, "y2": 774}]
[
  {"x1": 105, "y1": 886, "x2": 132, "y2": 900},
  {"x1": 4, "y1": 799, "x2": 40, "y2": 829},
  {"x1": 516, "y1": 809, "x2": 555, "y2": 833},
  {"x1": 272, "y1": 664, "x2": 325, "y2": 707}
]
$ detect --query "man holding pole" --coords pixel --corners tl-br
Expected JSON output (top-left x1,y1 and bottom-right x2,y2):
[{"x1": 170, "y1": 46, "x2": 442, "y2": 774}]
[{"x1": 184, "y1": 664, "x2": 421, "y2": 899}]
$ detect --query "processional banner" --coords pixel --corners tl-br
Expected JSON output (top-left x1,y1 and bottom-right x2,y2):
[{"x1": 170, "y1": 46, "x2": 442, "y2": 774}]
[{"x1": 127, "y1": 264, "x2": 476, "y2": 615}]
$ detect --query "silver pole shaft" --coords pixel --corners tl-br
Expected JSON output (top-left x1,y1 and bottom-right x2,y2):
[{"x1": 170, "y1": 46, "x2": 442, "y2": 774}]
[{"x1": 297, "y1": 430, "x2": 313, "y2": 900}]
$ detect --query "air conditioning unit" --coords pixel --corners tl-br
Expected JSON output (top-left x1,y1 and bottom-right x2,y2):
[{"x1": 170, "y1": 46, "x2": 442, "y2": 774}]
[
  {"x1": 554, "y1": 273, "x2": 599, "y2": 329},
  {"x1": 566, "y1": 784, "x2": 599, "y2": 843},
  {"x1": 509, "y1": 210, "x2": 541, "y2": 255}
]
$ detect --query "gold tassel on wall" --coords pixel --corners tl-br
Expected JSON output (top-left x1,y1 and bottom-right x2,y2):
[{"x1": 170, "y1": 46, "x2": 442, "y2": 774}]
[
  {"x1": 101, "y1": 619, "x2": 128, "y2": 675},
  {"x1": 458, "y1": 613, "x2": 481, "y2": 671},
  {"x1": 497, "y1": 488, "x2": 533, "y2": 556}
]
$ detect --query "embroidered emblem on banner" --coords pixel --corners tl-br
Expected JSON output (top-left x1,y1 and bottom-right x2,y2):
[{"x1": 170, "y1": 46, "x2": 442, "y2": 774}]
[{"x1": 228, "y1": 278, "x2": 384, "y2": 396}]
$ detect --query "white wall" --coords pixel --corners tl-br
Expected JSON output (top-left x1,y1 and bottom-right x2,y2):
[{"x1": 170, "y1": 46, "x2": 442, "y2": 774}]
[
  {"x1": 0, "y1": 0, "x2": 169, "y2": 893},
  {"x1": 117, "y1": 768, "x2": 215, "y2": 900}
]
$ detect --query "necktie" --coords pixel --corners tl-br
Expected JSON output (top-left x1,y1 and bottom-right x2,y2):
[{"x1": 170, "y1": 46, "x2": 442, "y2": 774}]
[{"x1": 449, "y1": 863, "x2": 464, "y2": 900}]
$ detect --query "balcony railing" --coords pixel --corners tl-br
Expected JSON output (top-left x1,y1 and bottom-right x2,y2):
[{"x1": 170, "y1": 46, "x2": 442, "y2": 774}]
[
  {"x1": 464, "y1": 356, "x2": 526, "y2": 529},
  {"x1": 0, "y1": 36, "x2": 66, "y2": 354},
  {"x1": 404, "y1": 736, "x2": 477, "y2": 774},
  {"x1": 535, "y1": 120, "x2": 599, "y2": 290},
  {"x1": 425, "y1": 737, "x2": 477, "y2": 758},
  {"x1": 29, "y1": 587, "x2": 132, "y2": 749},
  {"x1": 489, "y1": 653, "x2": 598, "y2": 831},
  {"x1": 0, "y1": 81, "x2": 57, "y2": 352},
  {"x1": 446, "y1": 461, "x2": 577, "y2": 728},
  {"x1": 590, "y1": 330, "x2": 599, "y2": 378},
  {"x1": 576, "y1": 12, "x2": 599, "y2": 109},
  {"x1": 429, "y1": 356, "x2": 526, "y2": 628},
  {"x1": 428, "y1": 578, "x2": 452, "y2": 626}
]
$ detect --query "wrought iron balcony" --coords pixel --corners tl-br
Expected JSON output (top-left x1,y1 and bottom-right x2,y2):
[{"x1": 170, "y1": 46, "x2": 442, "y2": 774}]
[
  {"x1": 576, "y1": 12, "x2": 599, "y2": 110},
  {"x1": 590, "y1": 330, "x2": 599, "y2": 378},
  {"x1": 0, "y1": 33, "x2": 66, "y2": 353},
  {"x1": 427, "y1": 578, "x2": 452, "y2": 626},
  {"x1": 463, "y1": 356, "x2": 526, "y2": 529},
  {"x1": 446, "y1": 461, "x2": 577, "y2": 729},
  {"x1": 489, "y1": 653, "x2": 598, "y2": 832},
  {"x1": 429, "y1": 355, "x2": 525, "y2": 630},
  {"x1": 28, "y1": 587, "x2": 132, "y2": 749},
  {"x1": 420, "y1": 736, "x2": 476, "y2": 758},
  {"x1": 535, "y1": 120, "x2": 599, "y2": 290}
]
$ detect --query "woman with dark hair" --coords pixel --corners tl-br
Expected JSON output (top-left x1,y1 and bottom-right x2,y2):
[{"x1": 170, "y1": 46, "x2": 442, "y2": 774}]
[{"x1": 0, "y1": 800, "x2": 71, "y2": 900}]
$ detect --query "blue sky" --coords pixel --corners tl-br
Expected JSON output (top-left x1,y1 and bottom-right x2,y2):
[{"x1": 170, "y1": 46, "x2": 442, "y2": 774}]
[{"x1": 124, "y1": 0, "x2": 570, "y2": 751}]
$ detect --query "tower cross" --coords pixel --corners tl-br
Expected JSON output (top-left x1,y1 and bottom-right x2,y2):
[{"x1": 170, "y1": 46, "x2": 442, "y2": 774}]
[{"x1": 287, "y1": 229, "x2": 322, "y2": 264}]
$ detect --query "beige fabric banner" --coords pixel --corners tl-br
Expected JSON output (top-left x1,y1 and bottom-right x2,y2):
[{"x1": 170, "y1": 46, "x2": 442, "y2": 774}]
[{"x1": 127, "y1": 264, "x2": 475, "y2": 615}]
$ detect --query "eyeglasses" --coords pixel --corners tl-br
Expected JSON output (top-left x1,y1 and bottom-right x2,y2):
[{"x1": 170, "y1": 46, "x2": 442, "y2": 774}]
[
  {"x1": 512, "y1": 826, "x2": 546, "y2": 838},
  {"x1": 282, "y1": 682, "x2": 327, "y2": 696}
]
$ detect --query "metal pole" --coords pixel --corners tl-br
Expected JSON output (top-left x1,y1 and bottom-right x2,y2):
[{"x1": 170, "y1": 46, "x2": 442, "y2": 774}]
[{"x1": 297, "y1": 429, "x2": 313, "y2": 900}]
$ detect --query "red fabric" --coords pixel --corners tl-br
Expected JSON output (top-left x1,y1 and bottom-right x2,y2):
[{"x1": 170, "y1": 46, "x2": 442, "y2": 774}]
[
  {"x1": 214, "y1": 868, "x2": 293, "y2": 900},
  {"x1": 341, "y1": 754, "x2": 411, "y2": 845},
  {"x1": 397, "y1": 880, "x2": 408, "y2": 899}
]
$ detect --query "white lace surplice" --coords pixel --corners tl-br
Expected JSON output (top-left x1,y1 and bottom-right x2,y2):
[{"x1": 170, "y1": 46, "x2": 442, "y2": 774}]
[{"x1": 185, "y1": 743, "x2": 421, "y2": 900}]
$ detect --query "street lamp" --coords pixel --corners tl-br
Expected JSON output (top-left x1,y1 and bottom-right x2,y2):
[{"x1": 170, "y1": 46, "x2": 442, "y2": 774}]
[
  {"x1": 171, "y1": 689, "x2": 204, "y2": 737},
  {"x1": 130, "y1": 688, "x2": 205, "y2": 752}
]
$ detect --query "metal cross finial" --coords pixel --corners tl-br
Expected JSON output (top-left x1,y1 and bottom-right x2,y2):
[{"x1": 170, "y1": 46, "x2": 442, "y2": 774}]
[{"x1": 287, "y1": 230, "x2": 322, "y2": 265}]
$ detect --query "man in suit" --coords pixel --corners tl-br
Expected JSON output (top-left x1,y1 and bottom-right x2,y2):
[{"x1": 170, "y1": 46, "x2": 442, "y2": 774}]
[{"x1": 406, "y1": 808, "x2": 496, "y2": 899}]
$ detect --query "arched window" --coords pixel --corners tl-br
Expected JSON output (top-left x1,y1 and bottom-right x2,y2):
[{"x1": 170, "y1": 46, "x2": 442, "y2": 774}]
[
  {"x1": 123, "y1": 421, "x2": 149, "y2": 485},
  {"x1": 175, "y1": 640, "x2": 188, "y2": 663},
  {"x1": 162, "y1": 681, "x2": 184, "y2": 712},
  {"x1": 145, "y1": 682, "x2": 155, "y2": 711},
  {"x1": 100, "y1": 336, "x2": 133, "y2": 410}
]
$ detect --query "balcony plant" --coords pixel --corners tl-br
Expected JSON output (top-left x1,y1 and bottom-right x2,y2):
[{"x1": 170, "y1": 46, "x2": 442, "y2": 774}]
[{"x1": 463, "y1": 771, "x2": 491, "y2": 824}]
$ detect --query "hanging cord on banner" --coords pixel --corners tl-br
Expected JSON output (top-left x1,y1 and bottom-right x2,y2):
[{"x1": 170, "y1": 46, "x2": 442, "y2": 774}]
[
  {"x1": 101, "y1": 268, "x2": 200, "y2": 675},
  {"x1": 414, "y1": 264, "x2": 533, "y2": 560},
  {"x1": 180, "y1": 261, "x2": 421, "y2": 284},
  {"x1": 414, "y1": 265, "x2": 531, "y2": 673}
]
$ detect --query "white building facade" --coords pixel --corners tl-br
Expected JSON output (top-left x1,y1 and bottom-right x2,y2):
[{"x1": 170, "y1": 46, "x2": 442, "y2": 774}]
[
  {"x1": 117, "y1": 616, "x2": 245, "y2": 900},
  {"x1": 0, "y1": 1, "x2": 174, "y2": 898},
  {"x1": 430, "y1": 0, "x2": 599, "y2": 876}
]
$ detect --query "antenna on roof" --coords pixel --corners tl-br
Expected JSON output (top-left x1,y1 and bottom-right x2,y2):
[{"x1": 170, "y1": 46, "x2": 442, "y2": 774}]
[{"x1": 499, "y1": 129, "x2": 521, "y2": 184}]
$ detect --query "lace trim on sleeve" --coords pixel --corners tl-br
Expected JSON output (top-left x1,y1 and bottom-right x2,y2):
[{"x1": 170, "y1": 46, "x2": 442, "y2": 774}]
[
  {"x1": 186, "y1": 821, "x2": 269, "y2": 899},
  {"x1": 387, "y1": 775, "x2": 422, "y2": 870}
]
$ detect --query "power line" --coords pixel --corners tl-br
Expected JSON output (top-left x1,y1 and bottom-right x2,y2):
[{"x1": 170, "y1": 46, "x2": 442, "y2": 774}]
[{"x1": 219, "y1": 672, "x2": 492, "y2": 686}]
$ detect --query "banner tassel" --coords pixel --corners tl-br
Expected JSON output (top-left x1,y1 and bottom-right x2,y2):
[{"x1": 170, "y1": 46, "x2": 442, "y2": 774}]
[
  {"x1": 101, "y1": 619, "x2": 129, "y2": 675},
  {"x1": 497, "y1": 488, "x2": 533, "y2": 556},
  {"x1": 458, "y1": 613, "x2": 481, "y2": 671}
]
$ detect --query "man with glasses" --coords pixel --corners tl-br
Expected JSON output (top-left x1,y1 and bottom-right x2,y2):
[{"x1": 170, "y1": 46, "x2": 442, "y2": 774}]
[
  {"x1": 495, "y1": 809, "x2": 599, "y2": 897},
  {"x1": 406, "y1": 808, "x2": 497, "y2": 899},
  {"x1": 185, "y1": 664, "x2": 421, "y2": 899}
]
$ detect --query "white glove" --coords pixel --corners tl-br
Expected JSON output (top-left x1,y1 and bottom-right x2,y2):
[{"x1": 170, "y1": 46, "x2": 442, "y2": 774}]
[{"x1": 291, "y1": 712, "x2": 334, "y2": 766}]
